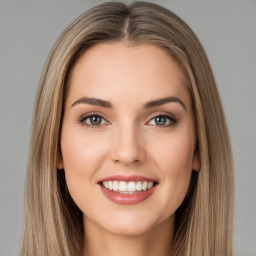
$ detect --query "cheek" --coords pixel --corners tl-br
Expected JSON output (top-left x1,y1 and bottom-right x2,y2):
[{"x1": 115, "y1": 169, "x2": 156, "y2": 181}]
[
  {"x1": 150, "y1": 126, "x2": 195, "y2": 173},
  {"x1": 148, "y1": 128, "x2": 195, "y2": 211},
  {"x1": 60, "y1": 126, "x2": 109, "y2": 208},
  {"x1": 61, "y1": 126, "x2": 109, "y2": 171},
  {"x1": 160, "y1": 140, "x2": 193, "y2": 192}
]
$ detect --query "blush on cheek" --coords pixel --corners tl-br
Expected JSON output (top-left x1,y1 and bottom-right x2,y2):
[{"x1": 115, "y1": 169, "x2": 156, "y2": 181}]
[
  {"x1": 153, "y1": 136, "x2": 194, "y2": 208},
  {"x1": 159, "y1": 140, "x2": 194, "y2": 173}
]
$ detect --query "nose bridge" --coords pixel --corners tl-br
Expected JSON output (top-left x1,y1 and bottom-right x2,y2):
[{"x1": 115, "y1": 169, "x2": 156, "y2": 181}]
[{"x1": 111, "y1": 117, "x2": 145, "y2": 165}]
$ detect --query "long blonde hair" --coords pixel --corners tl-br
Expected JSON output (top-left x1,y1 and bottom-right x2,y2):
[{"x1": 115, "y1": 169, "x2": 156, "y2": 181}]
[{"x1": 21, "y1": 2, "x2": 234, "y2": 256}]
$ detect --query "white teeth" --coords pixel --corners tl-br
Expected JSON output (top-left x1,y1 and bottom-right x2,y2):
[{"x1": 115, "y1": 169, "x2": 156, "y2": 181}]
[
  {"x1": 103, "y1": 181, "x2": 108, "y2": 188},
  {"x1": 142, "y1": 181, "x2": 148, "y2": 191},
  {"x1": 127, "y1": 182, "x2": 136, "y2": 192},
  {"x1": 108, "y1": 181, "x2": 113, "y2": 190},
  {"x1": 136, "y1": 181, "x2": 142, "y2": 191},
  {"x1": 113, "y1": 181, "x2": 118, "y2": 191},
  {"x1": 102, "y1": 180, "x2": 156, "y2": 193},
  {"x1": 119, "y1": 181, "x2": 127, "y2": 191},
  {"x1": 148, "y1": 182, "x2": 153, "y2": 189}
]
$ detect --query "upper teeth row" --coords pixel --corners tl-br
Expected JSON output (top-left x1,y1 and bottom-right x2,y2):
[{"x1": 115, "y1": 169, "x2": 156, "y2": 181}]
[{"x1": 102, "y1": 181, "x2": 154, "y2": 192}]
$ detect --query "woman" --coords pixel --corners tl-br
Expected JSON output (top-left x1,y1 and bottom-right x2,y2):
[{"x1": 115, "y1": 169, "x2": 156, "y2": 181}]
[{"x1": 21, "y1": 1, "x2": 234, "y2": 256}]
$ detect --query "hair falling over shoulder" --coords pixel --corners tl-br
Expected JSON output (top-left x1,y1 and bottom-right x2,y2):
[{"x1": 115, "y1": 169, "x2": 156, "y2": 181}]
[{"x1": 20, "y1": 2, "x2": 234, "y2": 256}]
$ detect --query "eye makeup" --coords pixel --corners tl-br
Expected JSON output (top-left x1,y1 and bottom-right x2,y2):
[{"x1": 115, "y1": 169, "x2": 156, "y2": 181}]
[{"x1": 78, "y1": 111, "x2": 178, "y2": 129}]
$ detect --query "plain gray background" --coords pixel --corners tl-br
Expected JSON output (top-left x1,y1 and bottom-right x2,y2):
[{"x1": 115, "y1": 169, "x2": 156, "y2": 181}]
[{"x1": 0, "y1": 0, "x2": 255, "y2": 255}]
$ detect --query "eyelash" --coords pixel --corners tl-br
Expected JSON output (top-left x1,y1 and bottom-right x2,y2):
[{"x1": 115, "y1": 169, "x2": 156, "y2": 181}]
[{"x1": 78, "y1": 112, "x2": 178, "y2": 129}]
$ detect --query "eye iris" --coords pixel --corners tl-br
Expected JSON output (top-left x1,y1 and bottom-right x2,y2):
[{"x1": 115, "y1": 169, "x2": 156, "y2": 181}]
[
  {"x1": 90, "y1": 116, "x2": 101, "y2": 125},
  {"x1": 155, "y1": 116, "x2": 166, "y2": 125}
]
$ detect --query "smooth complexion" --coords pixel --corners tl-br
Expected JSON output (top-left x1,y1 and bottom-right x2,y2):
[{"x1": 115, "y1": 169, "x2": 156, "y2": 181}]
[{"x1": 59, "y1": 41, "x2": 200, "y2": 256}]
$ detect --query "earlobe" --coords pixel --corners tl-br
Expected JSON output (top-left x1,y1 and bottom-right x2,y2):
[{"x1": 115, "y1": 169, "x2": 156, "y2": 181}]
[
  {"x1": 57, "y1": 160, "x2": 64, "y2": 170},
  {"x1": 192, "y1": 149, "x2": 200, "y2": 172},
  {"x1": 57, "y1": 148, "x2": 64, "y2": 169}
]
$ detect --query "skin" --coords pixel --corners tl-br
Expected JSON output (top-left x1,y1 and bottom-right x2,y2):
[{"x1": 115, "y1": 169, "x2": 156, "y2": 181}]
[{"x1": 59, "y1": 41, "x2": 200, "y2": 256}]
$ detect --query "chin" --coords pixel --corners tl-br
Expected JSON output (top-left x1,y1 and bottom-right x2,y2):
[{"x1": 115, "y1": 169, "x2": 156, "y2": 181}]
[
  {"x1": 98, "y1": 210, "x2": 165, "y2": 237},
  {"x1": 104, "y1": 221, "x2": 155, "y2": 237}
]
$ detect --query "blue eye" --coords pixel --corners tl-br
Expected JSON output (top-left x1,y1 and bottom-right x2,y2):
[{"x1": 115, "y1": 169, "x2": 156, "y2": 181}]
[
  {"x1": 148, "y1": 115, "x2": 177, "y2": 127},
  {"x1": 79, "y1": 114, "x2": 107, "y2": 127},
  {"x1": 79, "y1": 113, "x2": 177, "y2": 128}
]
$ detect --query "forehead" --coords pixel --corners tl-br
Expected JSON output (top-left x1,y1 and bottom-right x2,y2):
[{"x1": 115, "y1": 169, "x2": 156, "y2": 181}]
[{"x1": 67, "y1": 41, "x2": 191, "y2": 109}]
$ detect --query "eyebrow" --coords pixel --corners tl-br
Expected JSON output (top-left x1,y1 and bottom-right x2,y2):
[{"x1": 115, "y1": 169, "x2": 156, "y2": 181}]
[
  {"x1": 71, "y1": 97, "x2": 112, "y2": 108},
  {"x1": 143, "y1": 96, "x2": 187, "y2": 111},
  {"x1": 71, "y1": 96, "x2": 187, "y2": 111}
]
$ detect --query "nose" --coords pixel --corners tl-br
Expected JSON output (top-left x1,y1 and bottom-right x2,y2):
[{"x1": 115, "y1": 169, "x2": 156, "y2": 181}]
[{"x1": 110, "y1": 122, "x2": 146, "y2": 166}]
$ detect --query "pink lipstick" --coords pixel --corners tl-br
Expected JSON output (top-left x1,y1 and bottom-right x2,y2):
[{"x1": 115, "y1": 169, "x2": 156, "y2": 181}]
[{"x1": 98, "y1": 175, "x2": 158, "y2": 205}]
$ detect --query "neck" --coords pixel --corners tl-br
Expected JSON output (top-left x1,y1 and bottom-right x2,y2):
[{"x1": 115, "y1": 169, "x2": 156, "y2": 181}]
[{"x1": 82, "y1": 216, "x2": 174, "y2": 256}]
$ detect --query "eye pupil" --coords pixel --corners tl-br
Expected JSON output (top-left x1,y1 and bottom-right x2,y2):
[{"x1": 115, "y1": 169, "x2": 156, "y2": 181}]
[
  {"x1": 155, "y1": 116, "x2": 166, "y2": 125},
  {"x1": 90, "y1": 116, "x2": 101, "y2": 125}
]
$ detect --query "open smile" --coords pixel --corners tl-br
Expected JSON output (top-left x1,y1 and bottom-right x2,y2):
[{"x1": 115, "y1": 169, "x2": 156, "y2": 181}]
[{"x1": 98, "y1": 175, "x2": 158, "y2": 205}]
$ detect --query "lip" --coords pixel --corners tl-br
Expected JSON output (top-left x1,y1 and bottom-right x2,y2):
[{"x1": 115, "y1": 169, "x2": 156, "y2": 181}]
[
  {"x1": 98, "y1": 175, "x2": 156, "y2": 183},
  {"x1": 98, "y1": 175, "x2": 158, "y2": 205},
  {"x1": 99, "y1": 185, "x2": 157, "y2": 205}
]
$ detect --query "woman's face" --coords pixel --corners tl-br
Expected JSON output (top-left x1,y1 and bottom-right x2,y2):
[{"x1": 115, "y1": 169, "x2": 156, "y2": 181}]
[{"x1": 59, "y1": 41, "x2": 200, "y2": 236}]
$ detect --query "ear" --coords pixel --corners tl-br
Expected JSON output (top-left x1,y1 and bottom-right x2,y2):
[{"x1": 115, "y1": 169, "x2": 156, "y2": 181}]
[
  {"x1": 192, "y1": 147, "x2": 200, "y2": 172},
  {"x1": 57, "y1": 159, "x2": 64, "y2": 170},
  {"x1": 57, "y1": 146, "x2": 64, "y2": 170}
]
